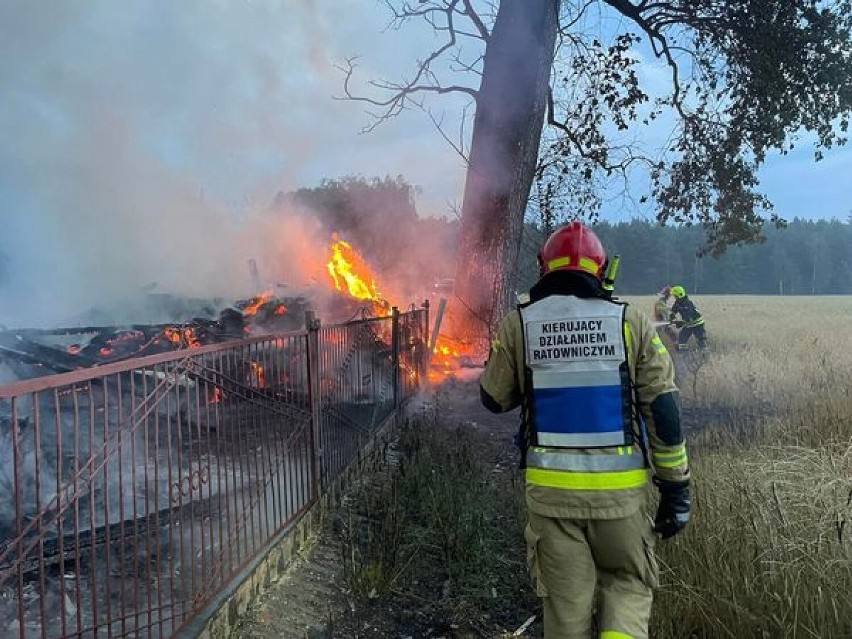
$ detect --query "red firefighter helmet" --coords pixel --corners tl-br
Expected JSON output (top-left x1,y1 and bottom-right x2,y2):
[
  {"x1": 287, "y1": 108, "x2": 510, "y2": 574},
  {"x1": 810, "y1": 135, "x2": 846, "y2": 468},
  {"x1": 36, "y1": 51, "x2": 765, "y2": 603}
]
[{"x1": 539, "y1": 221, "x2": 607, "y2": 278}]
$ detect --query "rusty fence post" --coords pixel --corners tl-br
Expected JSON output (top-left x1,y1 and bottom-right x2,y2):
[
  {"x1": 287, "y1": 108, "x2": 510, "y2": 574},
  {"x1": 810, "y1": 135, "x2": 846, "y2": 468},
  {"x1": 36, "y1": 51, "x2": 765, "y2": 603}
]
[
  {"x1": 391, "y1": 307, "x2": 401, "y2": 410},
  {"x1": 305, "y1": 310, "x2": 323, "y2": 495},
  {"x1": 422, "y1": 300, "x2": 430, "y2": 383}
]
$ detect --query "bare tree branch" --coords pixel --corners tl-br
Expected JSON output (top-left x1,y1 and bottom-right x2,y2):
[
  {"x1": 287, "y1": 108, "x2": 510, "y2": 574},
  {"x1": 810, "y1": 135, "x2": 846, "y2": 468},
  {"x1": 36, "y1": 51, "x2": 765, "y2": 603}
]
[
  {"x1": 339, "y1": 0, "x2": 485, "y2": 131},
  {"x1": 460, "y1": 0, "x2": 491, "y2": 41},
  {"x1": 559, "y1": 0, "x2": 597, "y2": 32},
  {"x1": 338, "y1": 57, "x2": 478, "y2": 133},
  {"x1": 451, "y1": 52, "x2": 484, "y2": 77},
  {"x1": 546, "y1": 88, "x2": 651, "y2": 172},
  {"x1": 424, "y1": 103, "x2": 472, "y2": 164}
]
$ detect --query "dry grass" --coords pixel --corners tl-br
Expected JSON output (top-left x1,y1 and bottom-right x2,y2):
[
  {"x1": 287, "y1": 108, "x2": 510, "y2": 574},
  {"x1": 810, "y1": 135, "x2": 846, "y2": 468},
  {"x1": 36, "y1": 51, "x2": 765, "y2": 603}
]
[
  {"x1": 623, "y1": 295, "x2": 852, "y2": 638},
  {"x1": 339, "y1": 296, "x2": 852, "y2": 638}
]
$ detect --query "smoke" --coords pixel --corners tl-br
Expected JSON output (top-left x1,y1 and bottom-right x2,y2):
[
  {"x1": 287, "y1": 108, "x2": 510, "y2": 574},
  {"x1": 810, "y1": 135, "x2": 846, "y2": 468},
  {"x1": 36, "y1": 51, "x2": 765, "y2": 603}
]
[{"x1": 0, "y1": 0, "x2": 465, "y2": 328}]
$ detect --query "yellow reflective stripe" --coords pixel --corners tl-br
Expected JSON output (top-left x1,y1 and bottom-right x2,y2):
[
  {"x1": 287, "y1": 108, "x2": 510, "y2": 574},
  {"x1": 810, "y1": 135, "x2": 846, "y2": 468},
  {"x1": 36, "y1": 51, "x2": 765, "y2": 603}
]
[
  {"x1": 624, "y1": 322, "x2": 633, "y2": 353},
  {"x1": 653, "y1": 446, "x2": 689, "y2": 469},
  {"x1": 491, "y1": 339, "x2": 503, "y2": 352},
  {"x1": 617, "y1": 446, "x2": 634, "y2": 456},
  {"x1": 548, "y1": 256, "x2": 571, "y2": 270},
  {"x1": 601, "y1": 632, "x2": 635, "y2": 639},
  {"x1": 651, "y1": 334, "x2": 668, "y2": 354},
  {"x1": 653, "y1": 444, "x2": 686, "y2": 458},
  {"x1": 578, "y1": 257, "x2": 600, "y2": 274},
  {"x1": 654, "y1": 455, "x2": 688, "y2": 469},
  {"x1": 526, "y1": 468, "x2": 649, "y2": 490},
  {"x1": 546, "y1": 255, "x2": 601, "y2": 275}
]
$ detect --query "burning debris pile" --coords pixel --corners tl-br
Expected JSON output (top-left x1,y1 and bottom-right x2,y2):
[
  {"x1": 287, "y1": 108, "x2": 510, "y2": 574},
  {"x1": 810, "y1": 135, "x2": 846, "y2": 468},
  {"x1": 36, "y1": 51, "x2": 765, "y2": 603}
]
[
  {"x1": 0, "y1": 176, "x2": 484, "y2": 388},
  {"x1": 0, "y1": 292, "x2": 311, "y2": 383},
  {"x1": 0, "y1": 236, "x2": 471, "y2": 388}
]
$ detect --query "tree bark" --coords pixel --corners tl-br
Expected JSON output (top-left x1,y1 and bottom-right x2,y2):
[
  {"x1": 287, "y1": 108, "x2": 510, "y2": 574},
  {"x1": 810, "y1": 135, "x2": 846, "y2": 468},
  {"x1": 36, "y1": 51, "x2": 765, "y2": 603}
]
[{"x1": 451, "y1": 0, "x2": 560, "y2": 346}]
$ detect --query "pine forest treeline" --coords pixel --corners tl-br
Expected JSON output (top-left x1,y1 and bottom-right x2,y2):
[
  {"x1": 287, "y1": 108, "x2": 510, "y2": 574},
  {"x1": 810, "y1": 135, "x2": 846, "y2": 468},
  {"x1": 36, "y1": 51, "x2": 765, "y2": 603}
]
[{"x1": 517, "y1": 218, "x2": 852, "y2": 296}]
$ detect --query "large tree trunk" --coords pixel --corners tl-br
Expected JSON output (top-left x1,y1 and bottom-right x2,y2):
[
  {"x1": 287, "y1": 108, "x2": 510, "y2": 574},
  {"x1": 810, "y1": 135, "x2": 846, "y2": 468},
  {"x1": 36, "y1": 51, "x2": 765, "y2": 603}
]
[{"x1": 451, "y1": 0, "x2": 560, "y2": 348}]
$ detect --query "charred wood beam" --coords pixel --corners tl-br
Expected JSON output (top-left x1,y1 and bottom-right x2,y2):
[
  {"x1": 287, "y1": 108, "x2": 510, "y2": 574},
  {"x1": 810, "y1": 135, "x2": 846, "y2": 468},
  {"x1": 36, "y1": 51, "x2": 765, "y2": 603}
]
[
  {"x1": 0, "y1": 342, "x2": 79, "y2": 374},
  {"x1": 0, "y1": 485, "x2": 248, "y2": 581}
]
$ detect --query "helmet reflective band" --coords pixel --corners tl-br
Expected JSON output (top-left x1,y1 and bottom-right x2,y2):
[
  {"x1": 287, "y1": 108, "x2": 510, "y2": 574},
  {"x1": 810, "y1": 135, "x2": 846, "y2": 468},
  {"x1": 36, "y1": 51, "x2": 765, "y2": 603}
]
[{"x1": 540, "y1": 221, "x2": 607, "y2": 278}]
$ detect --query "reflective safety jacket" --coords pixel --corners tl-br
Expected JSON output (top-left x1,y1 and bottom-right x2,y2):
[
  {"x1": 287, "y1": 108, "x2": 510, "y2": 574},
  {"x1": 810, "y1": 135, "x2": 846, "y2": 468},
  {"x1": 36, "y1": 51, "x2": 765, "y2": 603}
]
[
  {"x1": 670, "y1": 296, "x2": 704, "y2": 329},
  {"x1": 653, "y1": 298, "x2": 669, "y2": 323},
  {"x1": 481, "y1": 286, "x2": 689, "y2": 520}
]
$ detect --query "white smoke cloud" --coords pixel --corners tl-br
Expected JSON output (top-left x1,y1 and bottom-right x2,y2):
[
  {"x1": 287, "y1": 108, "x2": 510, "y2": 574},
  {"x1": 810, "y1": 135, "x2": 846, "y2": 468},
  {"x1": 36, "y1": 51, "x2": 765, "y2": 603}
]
[{"x1": 0, "y1": 0, "x2": 468, "y2": 327}]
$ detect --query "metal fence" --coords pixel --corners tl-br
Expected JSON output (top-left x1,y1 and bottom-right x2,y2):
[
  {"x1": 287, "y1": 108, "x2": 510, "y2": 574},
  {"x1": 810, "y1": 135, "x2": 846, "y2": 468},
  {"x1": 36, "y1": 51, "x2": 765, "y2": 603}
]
[{"x1": 0, "y1": 306, "x2": 428, "y2": 638}]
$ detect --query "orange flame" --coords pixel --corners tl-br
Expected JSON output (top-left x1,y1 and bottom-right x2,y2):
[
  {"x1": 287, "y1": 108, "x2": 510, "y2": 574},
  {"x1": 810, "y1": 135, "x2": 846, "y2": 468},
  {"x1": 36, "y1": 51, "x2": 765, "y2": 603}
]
[
  {"x1": 274, "y1": 304, "x2": 287, "y2": 316},
  {"x1": 326, "y1": 239, "x2": 382, "y2": 302},
  {"x1": 248, "y1": 361, "x2": 266, "y2": 388},
  {"x1": 427, "y1": 334, "x2": 477, "y2": 384},
  {"x1": 243, "y1": 292, "x2": 273, "y2": 316},
  {"x1": 164, "y1": 327, "x2": 201, "y2": 348}
]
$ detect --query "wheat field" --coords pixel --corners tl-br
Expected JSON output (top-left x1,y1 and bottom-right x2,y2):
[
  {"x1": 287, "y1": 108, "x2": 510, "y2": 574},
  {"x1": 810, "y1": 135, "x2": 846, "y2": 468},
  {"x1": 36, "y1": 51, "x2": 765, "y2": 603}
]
[{"x1": 622, "y1": 295, "x2": 852, "y2": 638}]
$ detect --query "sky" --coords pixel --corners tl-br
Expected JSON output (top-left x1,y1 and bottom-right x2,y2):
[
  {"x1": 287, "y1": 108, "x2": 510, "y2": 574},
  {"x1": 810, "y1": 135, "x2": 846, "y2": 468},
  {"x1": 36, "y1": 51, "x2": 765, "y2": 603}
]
[{"x1": 0, "y1": 0, "x2": 849, "y2": 325}]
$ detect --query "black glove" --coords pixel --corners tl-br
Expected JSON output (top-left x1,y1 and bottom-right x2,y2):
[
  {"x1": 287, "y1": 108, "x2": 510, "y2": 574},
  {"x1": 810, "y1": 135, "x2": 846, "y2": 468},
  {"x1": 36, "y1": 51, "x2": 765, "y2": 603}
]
[{"x1": 654, "y1": 478, "x2": 691, "y2": 539}]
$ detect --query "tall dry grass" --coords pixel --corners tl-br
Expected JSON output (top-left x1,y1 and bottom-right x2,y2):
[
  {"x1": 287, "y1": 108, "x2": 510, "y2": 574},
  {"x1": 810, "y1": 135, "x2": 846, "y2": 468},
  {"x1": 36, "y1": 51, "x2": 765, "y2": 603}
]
[
  {"x1": 624, "y1": 295, "x2": 852, "y2": 638},
  {"x1": 338, "y1": 296, "x2": 852, "y2": 638}
]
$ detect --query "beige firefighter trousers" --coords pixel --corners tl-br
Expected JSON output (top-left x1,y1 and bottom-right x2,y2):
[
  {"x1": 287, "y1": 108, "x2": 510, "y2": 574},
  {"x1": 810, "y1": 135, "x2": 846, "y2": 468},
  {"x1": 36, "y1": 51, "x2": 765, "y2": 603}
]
[{"x1": 525, "y1": 509, "x2": 659, "y2": 639}]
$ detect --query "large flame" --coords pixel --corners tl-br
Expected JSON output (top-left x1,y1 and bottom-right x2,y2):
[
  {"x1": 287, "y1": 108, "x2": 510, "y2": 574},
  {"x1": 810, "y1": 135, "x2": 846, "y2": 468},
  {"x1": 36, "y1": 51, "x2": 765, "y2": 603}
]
[
  {"x1": 323, "y1": 236, "x2": 472, "y2": 384},
  {"x1": 327, "y1": 239, "x2": 383, "y2": 302}
]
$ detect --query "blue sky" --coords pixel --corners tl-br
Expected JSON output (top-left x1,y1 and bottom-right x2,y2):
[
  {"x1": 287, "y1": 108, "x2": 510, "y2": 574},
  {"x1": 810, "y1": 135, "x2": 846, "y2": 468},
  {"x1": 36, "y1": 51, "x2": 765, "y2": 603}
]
[{"x1": 0, "y1": 1, "x2": 849, "y2": 324}]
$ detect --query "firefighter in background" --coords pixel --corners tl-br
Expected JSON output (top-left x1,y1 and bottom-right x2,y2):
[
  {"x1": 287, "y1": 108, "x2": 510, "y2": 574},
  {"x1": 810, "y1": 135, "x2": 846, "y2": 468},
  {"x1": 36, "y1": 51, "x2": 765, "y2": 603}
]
[
  {"x1": 653, "y1": 286, "x2": 678, "y2": 347},
  {"x1": 480, "y1": 222, "x2": 691, "y2": 639},
  {"x1": 668, "y1": 286, "x2": 707, "y2": 351},
  {"x1": 653, "y1": 286, "x2": 671, "y2": 323}
]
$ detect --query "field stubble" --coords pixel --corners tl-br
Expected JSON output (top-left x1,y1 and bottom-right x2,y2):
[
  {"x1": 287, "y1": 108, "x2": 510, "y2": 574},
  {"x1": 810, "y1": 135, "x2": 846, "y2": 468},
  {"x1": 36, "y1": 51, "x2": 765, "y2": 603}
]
[{"x1": 636, "y1": 295, "x2": 852, "y2": 638}]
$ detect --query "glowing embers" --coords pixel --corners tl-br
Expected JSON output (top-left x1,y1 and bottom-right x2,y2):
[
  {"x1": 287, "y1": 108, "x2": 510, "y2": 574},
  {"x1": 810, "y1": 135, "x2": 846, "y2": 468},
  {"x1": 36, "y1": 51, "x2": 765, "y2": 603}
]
[
  {"x1": 248, "y1": 361, "x2": 266, "y2": 388},
  {"x1": 428, "y1": 334, "x2": 471, "y2": 383},
  {"x1": 210, "y1": 387, "x2": 226, "y2": 404},
  {"x1": 241, "y1": 291, "x2": 274, "y2": 316},
  {"x1": 164, "y1": 327, "x2": 202, "y2": 348}
]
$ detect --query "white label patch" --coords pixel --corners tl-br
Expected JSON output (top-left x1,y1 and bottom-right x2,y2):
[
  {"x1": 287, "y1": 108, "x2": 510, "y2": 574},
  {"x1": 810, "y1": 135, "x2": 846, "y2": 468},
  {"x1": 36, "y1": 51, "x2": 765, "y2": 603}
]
[{"x1": 526, "y1": 316, "x2": 624, "y2": 363}]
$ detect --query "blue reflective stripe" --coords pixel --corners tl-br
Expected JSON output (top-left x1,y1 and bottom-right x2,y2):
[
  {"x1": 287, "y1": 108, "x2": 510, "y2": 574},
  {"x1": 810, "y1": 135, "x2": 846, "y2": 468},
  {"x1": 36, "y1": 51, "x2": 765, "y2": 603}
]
[{"x1": 534, "y1": 385, "x2": 624, "y2": 435}]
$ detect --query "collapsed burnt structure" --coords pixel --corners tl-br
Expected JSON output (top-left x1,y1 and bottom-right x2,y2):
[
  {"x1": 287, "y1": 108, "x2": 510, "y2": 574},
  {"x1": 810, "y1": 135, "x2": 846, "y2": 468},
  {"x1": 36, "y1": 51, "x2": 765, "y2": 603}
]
[
  {"x1": 0, "y1": 292, "x2": 429, "y2": 638},
  {"x1": 0, "y1": 292, "x2": 312, "y2": 384}
]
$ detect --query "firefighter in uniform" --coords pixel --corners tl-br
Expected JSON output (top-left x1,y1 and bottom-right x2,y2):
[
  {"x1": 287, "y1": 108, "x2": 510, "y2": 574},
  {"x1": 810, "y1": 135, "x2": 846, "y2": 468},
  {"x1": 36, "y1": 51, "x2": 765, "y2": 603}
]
[
  {"x1": 653, "y1": 286, "x2": 671, "y2": 323},
  {"x1": 668, "y1": 286, "x2": 707, "y2": 351},
  {"x1": 653, "y1": 286, "x2": 677, "y2": 348},
  {"x1": 480, "y1": 222, "x2": 690, "y2": 639}
]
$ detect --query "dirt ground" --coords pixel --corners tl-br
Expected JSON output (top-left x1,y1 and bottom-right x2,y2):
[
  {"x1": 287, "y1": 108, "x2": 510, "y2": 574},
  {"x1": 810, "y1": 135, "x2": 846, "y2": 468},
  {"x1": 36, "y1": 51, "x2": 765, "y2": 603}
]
[{"x1": 234, "y1": 369, "x2": 544, "y2": 639}]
